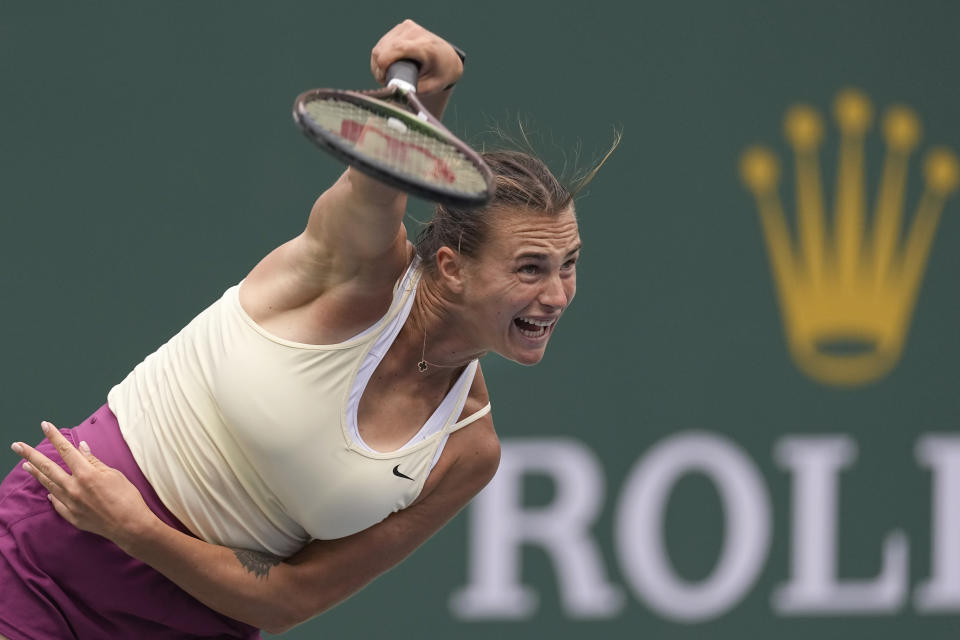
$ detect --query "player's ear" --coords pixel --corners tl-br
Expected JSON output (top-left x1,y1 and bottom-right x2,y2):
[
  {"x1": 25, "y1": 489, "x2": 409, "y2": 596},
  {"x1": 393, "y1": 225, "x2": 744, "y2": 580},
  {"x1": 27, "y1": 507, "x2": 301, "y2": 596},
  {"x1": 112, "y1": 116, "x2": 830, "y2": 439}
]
[{"x1": 435, "y1": 246, "x2": 466, "y2": 295}]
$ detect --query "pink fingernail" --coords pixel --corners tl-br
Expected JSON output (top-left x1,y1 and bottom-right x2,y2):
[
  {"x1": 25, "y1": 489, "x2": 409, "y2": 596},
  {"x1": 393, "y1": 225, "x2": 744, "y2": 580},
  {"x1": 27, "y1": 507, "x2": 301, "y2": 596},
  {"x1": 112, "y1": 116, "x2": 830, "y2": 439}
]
[
  {"x1": 40, "y1": 422, "x2": 50, "y2": 433},
  {"x1": 10, "y1": 443, "x2": 22, "y2": 454},
  {"x1": 80, "y1": 441, "x2": 91, "y2": 454},
  {"x1": 22, "y1": 462, "x2": 31, "y2": 472}
]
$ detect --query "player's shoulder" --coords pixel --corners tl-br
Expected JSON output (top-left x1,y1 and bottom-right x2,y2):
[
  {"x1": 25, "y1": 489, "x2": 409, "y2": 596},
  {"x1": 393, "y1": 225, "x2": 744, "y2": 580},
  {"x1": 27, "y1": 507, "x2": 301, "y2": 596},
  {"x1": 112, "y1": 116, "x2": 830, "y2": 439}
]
[
  {"x1": 458, "y1": 362, "x2": 493, "y2": 433},
  {"x1": 411, "y1": 363, "x2": 498, "y2": 508},
  {"x1": 453, "y1": 364, "x2": 499, "y2": 480},
  {"x1": 239, "y1": 234, "x2": 411, "y2": 338},
  {"x1": 466, "y1": 361, "x2": 490, "y2": 406}
]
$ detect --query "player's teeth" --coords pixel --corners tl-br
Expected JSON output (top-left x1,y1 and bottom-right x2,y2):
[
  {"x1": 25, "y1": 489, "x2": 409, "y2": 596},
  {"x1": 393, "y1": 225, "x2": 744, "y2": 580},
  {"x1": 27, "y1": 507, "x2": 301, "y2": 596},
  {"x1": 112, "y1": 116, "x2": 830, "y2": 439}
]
[
  {"x1": 521, "y1": 317, "x2": 553, "y2": 327},
  {"x1": 517, "y1": 320, "x2": 549, "y2": 337}
]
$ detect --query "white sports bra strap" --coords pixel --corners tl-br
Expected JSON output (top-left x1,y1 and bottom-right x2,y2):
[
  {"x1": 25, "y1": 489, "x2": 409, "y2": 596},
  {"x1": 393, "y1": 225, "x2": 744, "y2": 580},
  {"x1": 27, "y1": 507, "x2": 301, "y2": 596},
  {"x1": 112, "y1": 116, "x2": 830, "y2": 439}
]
[{"x1": 447, "y1": 402, "x2": 492, "y2": 434}]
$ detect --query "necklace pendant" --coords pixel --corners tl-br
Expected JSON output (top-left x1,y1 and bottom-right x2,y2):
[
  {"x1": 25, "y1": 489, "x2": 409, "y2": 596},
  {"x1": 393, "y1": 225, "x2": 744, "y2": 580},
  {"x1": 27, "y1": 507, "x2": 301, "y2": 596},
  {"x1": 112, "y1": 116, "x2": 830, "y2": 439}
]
[{"x1": 417, "y1": 360, "x2": 428, "y2": 372}]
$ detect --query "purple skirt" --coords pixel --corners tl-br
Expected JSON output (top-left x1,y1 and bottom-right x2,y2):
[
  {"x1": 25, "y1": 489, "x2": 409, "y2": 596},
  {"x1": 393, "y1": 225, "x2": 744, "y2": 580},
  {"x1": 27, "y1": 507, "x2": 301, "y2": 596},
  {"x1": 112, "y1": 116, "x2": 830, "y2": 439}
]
[{"x1": 0, "y1": 404, "x2": 262, "y2": 640}]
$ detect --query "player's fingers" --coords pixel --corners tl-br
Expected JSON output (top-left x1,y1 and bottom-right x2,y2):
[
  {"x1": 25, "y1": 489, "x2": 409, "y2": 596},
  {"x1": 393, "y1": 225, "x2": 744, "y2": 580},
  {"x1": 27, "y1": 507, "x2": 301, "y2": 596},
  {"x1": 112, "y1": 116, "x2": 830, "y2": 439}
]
[
  {"x1": 370, "y1": 59, "x2": 384, "y2": 84},
  {"x1": 47, "y1": 492, "x2": 78, "y2": 525},
  {"x1": 20, "y1": 459, "x2": 75, "y2": 509},
  {"x1": 78, "y1": 440, "x2": 105, "y2": 469},
  {"x1": 371, "y1": 20, "x2": 463, "y2": 89},
  {"x1": 40, "y1": 421, "x2": 90, "y2": 474},
  {"x1": 10, "y1": 439, "x2": 73, "y2": 488},
  {"x1": 374, "y1": 40, "x2": 437, "y2": 73}
]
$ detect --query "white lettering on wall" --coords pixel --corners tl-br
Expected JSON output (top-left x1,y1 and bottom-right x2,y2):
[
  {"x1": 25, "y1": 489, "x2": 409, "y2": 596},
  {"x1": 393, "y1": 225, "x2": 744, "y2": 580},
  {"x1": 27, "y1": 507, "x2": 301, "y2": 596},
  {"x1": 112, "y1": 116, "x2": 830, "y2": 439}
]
[
  {"x1": 915, "y1": 435, "x2": 960, "y2": 612},
  {"x1": 773, "y1": 436, "x2": 909, "y2": 613},
  {"x1": 449, "y1": 438, "x2": 624, "y2": 619},
  {"x1": 450, "y1": 432, "x2": 953, "y2": 621},
  {"x1": 614, "y1": 431, "x2": 771, "y2": 622}
]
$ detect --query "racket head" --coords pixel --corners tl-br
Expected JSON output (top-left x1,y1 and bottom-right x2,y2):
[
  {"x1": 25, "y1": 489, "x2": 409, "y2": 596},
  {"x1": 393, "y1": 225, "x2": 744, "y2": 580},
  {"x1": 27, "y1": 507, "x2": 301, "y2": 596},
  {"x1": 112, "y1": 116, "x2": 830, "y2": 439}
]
[{"x1": 293, "y1": 86, "x2": 494, "y2": 208}]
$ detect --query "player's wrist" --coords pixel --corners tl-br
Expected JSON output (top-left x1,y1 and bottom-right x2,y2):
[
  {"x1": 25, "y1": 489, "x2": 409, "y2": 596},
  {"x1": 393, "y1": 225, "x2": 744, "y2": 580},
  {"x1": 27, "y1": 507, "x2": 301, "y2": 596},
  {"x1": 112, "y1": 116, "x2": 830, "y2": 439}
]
[
  {"x1": 115, "y1": 512, "x2": 166, "y2": 558},
  {"x1": 443, "y1": 42, "x2": 467, "y2": 91}
]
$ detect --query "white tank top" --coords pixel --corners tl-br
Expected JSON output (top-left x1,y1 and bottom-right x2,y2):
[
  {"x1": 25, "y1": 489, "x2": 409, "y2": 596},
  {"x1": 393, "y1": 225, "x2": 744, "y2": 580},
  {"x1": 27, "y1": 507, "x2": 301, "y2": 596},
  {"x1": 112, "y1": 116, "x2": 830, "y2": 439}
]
[{"x1": 107, "y1": 259, "x2": 491, "y2": 557}]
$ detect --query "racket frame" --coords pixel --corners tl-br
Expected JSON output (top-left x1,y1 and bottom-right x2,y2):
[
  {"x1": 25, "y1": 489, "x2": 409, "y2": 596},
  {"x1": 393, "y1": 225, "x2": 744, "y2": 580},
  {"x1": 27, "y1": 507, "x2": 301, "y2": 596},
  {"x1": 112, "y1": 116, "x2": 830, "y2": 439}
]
[{"x1": 293, "y1": 81, "x2": 494, "y2": 208}]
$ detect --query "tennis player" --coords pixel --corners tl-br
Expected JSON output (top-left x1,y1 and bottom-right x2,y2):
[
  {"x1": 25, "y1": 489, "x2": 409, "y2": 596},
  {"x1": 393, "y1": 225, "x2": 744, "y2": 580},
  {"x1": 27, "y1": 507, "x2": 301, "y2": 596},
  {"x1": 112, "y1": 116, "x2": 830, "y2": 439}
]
[{"x1": 1, "y1": 19, "x2": 590, "y2": 639}]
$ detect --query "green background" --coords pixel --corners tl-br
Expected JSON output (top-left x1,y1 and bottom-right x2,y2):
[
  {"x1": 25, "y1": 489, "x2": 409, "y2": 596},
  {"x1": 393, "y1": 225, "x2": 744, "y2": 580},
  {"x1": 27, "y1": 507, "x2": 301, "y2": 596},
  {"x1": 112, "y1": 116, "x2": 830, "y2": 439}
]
[{"x1": 1, "y1": 1, "x2": 958, "y2": 638}]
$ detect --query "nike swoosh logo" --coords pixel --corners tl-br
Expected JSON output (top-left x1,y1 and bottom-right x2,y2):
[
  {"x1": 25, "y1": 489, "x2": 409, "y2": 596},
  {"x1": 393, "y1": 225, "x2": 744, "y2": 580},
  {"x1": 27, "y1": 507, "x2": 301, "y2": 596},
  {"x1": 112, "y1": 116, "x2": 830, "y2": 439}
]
[{"x1": 393, "y1": 465, "x2": 414, "y2": 481}]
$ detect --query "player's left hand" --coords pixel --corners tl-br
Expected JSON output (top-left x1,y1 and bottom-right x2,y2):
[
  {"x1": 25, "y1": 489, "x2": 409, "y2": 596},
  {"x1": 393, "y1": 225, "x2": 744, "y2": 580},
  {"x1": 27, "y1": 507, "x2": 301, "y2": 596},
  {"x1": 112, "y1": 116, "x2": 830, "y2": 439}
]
[{"x1": 11, "y1": 421, "x2": 161, "y2": 551}]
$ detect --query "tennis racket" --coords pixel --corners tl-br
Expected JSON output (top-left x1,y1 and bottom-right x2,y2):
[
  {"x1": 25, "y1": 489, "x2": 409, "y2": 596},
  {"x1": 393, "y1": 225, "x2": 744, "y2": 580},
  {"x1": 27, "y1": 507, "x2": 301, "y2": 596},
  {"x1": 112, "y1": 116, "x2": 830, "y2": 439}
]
[{"x1": 293, "y1": 60, "x2": 494, "y2": 208}]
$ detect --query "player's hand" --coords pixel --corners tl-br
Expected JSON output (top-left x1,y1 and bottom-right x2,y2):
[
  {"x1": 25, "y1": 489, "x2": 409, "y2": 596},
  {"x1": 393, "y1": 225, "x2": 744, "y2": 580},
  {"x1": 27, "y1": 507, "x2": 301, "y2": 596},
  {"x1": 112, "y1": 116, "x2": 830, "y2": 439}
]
[
  {"x1": 371, "y1": 19, "x2": 463, "y2": 95},
  {"x1": 11, "y1": 421, "x2": 161, "y2": 552}
]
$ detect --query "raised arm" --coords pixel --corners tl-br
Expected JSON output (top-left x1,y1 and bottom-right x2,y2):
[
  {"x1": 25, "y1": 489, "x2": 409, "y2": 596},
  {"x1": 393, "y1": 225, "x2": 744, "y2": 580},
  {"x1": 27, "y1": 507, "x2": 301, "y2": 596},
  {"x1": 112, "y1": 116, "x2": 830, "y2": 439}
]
[
  {"x1": 240, "y1": 20, "x2": 465, "y2": 328},
  {"x1": 302, "y1": 19, "x2": 464, "y2": 259},
  {"x1": 13, "y1": 415, "x2": 499, "y2": 634}
]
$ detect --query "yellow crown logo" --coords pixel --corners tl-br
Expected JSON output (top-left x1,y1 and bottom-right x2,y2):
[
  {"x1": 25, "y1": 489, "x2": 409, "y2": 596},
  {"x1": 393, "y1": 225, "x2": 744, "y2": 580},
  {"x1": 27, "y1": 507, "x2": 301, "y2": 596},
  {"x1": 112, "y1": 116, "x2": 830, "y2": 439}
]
[{"x1": 740, "y1": 89, "x2": 959, "y2": 386}]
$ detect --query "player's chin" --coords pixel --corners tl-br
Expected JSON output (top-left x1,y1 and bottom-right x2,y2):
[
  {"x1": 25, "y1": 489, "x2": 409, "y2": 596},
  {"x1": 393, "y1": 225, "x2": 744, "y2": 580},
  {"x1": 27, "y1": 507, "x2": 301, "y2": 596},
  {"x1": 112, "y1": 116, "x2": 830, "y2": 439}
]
[{"x1": 513, "y1": 351, "x2": 546, "y2": 366}]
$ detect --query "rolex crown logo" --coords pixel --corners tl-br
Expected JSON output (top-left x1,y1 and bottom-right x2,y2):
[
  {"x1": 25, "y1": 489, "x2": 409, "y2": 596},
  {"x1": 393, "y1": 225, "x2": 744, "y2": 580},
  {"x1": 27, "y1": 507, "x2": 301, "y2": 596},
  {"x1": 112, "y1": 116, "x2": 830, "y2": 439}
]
[{"x1": 739, "y1": 89, "x2": 959, "y2": 386}]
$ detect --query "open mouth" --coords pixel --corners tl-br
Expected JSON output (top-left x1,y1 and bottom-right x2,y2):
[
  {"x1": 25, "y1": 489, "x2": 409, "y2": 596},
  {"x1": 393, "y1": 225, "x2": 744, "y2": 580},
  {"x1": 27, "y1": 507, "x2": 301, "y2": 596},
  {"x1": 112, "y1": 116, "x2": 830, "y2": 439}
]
[{"x1": 513, "y1": 316, "x2": 557, "y2": 339}]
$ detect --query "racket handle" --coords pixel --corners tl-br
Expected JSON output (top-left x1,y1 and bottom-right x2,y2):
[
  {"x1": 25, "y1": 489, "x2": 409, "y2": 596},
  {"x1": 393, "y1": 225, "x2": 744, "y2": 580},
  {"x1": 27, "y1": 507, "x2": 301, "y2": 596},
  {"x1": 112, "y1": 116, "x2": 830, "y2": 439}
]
[{"x1": 385, "y1": 59, "x2": 420, "y2": 93}]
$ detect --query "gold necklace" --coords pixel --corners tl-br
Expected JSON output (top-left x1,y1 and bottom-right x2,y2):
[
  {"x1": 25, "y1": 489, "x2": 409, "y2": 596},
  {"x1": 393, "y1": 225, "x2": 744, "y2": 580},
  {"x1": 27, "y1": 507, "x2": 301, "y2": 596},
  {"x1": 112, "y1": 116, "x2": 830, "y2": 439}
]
[
  {"x1": 417, "y1": 325, "x2": 462, "y2": 372},
  {"x1": 417, "y1": 326, "x2": 429, "y2": 372}
]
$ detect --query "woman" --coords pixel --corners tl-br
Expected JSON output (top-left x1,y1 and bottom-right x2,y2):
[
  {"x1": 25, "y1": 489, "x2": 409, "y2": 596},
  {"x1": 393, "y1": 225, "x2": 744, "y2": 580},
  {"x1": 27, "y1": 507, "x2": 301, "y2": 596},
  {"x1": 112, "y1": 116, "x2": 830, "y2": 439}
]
[{"x1": 1, "y1": 20, "x2": 588, "y2": 639}]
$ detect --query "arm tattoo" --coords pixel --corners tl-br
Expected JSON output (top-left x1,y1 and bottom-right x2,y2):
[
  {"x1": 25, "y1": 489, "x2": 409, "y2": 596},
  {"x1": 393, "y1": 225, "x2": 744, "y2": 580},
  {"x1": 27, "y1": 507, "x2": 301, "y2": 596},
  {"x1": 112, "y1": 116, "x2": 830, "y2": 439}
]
[{"x1": 232, "y1": 548, "x2": 282, "y2": 580}]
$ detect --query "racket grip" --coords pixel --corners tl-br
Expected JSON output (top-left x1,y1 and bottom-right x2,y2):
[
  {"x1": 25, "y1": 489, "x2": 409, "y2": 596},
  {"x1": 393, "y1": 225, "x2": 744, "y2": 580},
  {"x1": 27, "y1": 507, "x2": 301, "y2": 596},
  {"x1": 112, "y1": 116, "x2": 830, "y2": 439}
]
[{"x1": 385, "y1": 59, "x2": 420, "y2": 92}]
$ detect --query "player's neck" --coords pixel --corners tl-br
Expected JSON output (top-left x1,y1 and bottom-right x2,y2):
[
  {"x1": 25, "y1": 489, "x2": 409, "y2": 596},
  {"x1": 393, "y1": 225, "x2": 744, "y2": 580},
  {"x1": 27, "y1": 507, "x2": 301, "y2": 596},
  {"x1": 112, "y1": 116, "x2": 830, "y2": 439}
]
[{"x1": 402, "y1": 279, "x2": 484, "y2": 376}]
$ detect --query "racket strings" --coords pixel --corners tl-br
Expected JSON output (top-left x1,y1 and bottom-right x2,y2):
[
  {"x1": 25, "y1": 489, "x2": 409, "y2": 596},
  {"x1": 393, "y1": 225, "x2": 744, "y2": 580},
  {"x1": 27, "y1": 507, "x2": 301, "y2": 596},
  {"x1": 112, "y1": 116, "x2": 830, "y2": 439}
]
[{"x1": 303, "y1": 98, "x2": 488, "y2": 195}]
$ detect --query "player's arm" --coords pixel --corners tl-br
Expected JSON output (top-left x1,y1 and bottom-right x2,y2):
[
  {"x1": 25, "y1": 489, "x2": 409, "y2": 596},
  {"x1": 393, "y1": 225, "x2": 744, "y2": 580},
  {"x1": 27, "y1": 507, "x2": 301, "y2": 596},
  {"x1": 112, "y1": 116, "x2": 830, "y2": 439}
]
[
  {"x1": 240, "y1": 20, "x2": 464, "y2": 315},
  {"x1": 299, "y1": 18, "x2": 464, "y2": 262},
  {"x1": 12, "y1": 418, "x2": 499, "y2": 634},
  {"x1": 312, "y1": 18, "x2": 463, "y2": 258}
]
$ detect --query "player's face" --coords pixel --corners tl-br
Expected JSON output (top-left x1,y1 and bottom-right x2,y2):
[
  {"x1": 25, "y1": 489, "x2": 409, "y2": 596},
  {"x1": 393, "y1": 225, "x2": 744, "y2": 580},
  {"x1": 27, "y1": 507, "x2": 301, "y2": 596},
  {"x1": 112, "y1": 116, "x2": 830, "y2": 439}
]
[{"x1": 463, "y1": 207, "x2": 581, "y2": 365}]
